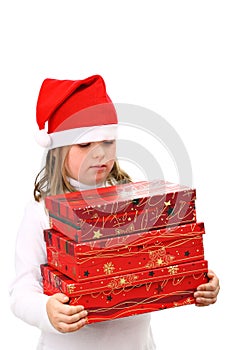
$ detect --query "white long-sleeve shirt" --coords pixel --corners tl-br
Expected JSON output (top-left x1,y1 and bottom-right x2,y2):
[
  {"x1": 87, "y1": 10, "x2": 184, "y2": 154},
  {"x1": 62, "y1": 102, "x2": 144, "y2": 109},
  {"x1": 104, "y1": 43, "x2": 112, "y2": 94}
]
[{"x1": 10, "y1": 198, "x2": 156, "y2": 350}]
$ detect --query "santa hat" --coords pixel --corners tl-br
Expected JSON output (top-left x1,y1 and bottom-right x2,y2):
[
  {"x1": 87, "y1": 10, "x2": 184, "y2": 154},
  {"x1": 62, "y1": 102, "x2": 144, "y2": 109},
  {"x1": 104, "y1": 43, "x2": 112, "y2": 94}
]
[{"x1": 35, "y1": 74, "x2": 118, "y2": 148}]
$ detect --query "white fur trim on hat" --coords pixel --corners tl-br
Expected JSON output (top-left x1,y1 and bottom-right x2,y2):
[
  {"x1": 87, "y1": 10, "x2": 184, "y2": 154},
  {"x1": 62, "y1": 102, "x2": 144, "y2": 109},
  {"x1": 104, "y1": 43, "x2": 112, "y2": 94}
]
[{"x1": 46, "y1": 124, "x2": 118, "y2": 149}]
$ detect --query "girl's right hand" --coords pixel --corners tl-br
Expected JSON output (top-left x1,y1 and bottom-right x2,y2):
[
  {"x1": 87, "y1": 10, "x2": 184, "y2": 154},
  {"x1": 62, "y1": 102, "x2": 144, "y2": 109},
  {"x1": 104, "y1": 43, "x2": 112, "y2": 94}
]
[{"x1": 46, "y1": 293, "x2": 88, "y2": 333}]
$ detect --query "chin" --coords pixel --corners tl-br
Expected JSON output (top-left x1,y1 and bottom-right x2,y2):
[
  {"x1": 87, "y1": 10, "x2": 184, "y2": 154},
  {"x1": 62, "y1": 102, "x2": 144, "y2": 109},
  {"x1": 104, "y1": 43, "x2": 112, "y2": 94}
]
[
  {"x1": 94, "y1": 175, "x2": 108, "y2": 186},
  {"x1": 80, "y1": 176, "x2": 107, "y2": 187}
]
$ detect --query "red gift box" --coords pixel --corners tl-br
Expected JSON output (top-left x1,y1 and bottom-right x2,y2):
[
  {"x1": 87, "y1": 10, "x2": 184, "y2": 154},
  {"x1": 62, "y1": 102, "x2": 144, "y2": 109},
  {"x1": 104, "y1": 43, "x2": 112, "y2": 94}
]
[
  {"x1": 41, "y1": 259, "x2": 208, "y2": 324},
  {"x1": 45, "y1": 180, "x2": 196, "y2": 242},
  {"x1": 44, "y1": 222, "x2": 205, "y2": 282}
]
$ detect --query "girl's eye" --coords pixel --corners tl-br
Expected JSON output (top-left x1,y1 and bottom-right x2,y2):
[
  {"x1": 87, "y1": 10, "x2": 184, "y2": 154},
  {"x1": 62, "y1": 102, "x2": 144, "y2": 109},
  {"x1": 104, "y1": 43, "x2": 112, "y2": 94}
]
[
  {"x1": 78, "y1": 143, "x2": 91, "y2": 148},
  {"x1": 103, "y1": 140, "x2": 115, "y2": 145},
  {"x1": 77, "y1": 140, "x2": 115, "y2": 148}
]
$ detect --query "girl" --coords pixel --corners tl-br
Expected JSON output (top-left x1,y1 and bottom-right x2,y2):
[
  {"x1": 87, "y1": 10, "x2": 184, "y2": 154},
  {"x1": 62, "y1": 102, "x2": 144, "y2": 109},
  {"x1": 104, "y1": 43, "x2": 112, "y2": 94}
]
[{"x1": 10, "y1": 75, "x2": 220, "y2": 350}]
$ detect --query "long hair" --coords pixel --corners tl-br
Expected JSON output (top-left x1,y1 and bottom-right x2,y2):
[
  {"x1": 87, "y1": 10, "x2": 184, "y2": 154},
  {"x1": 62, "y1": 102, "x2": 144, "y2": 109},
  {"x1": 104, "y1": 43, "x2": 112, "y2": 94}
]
[{"x1": 34, "y1": 146, "x2": 131, "y2": 202}]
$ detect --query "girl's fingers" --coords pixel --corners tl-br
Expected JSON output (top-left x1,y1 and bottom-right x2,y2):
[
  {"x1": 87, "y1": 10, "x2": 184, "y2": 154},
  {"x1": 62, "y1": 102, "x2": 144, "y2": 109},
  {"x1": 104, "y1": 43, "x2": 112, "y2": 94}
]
[
  {"x1": 57, "y1": 317, "x2": 88, "y2": 333},
  {"x1": 46, "y1": 294, "x2": 89, "y2": 333},
  {"x1": 61, "y1": 304, "x2": 86, "y2": 316},
  {"x1": 194, "y1": 288, "x2": 218, "y2": 299},
  {"x1": 58, "y1": 310, "x2": 88, "y2": 324},
  {"x1": 195, "y1": 270, "x2": 220, "y2": 301},
  {"x1": 194, "y1": 269, "x2": 220, "y2": 306},
  {"x1": 194, "y1": 288, "x2": 219, "y2": 306},
  {"x1": 195, "y1": 296, "x2": 217, "y2": 306}
]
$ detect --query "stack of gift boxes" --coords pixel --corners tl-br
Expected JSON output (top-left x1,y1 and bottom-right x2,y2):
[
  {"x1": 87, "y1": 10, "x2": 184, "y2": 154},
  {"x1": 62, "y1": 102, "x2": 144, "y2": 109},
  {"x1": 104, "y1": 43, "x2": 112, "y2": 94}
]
[{"x1": 40, "y1": 180, "x2": 208, "y2": 324}]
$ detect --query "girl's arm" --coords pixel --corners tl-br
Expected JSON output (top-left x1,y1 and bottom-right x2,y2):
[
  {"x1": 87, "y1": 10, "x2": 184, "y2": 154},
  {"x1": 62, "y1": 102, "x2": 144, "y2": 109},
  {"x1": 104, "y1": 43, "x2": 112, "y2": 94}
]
[
  {"x1": 10, "y1": 200, "x2": 88, "y2": 333},
  {"x1": 9, "y1": 200, "x2": 59, "y2": 333}
]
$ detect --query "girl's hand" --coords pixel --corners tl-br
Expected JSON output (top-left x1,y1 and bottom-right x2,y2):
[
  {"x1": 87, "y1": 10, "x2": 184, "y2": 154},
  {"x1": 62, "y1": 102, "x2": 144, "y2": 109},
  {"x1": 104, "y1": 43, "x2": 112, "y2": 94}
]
[
  {"x1": 46, "y1": 293, "x2": 88, "y2": 333},
  {"x1": 194, "y1": 270, "x2": 220, "y2": 307}
]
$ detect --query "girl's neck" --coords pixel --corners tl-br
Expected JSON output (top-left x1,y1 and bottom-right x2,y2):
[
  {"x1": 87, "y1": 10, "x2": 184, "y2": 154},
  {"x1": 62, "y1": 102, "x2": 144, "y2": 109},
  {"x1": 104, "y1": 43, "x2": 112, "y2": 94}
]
[{"x1": 67, "y1": 177, "x2": 105, "y2": 191}]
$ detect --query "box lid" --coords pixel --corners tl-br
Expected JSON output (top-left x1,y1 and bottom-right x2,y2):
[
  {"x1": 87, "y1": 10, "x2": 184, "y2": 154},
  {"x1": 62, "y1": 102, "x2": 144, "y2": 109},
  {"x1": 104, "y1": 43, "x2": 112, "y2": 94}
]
[
  {"x1": 44, "y1": 222, "x2": 205, "y2": 255},
  {"x1": 45, "y1": 179, "x2": 196, "y2": 223}
]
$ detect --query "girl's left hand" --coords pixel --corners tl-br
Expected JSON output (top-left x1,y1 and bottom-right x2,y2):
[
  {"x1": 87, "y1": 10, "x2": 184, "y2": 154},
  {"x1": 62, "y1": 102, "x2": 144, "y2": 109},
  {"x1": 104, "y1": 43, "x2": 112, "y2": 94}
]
[{"x1": 194, "y1": 270, "x2": 220, "y2": 307}]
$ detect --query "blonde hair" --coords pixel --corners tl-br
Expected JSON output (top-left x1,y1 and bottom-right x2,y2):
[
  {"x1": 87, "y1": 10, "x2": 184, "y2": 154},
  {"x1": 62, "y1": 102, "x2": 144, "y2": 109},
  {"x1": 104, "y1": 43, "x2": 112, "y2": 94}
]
[{"x1": 34, "y1": 146, "x2": 131, "y2": 202}]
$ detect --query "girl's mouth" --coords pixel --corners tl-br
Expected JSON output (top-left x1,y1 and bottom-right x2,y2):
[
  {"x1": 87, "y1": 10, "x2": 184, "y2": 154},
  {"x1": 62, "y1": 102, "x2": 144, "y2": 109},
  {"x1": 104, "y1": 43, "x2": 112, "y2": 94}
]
[
  {"x1": 91, "y1": 164, "x2": 106, "y2": 168},
  {"x1": 90, "y1": 164, "x2": 107, "y2": 170}
]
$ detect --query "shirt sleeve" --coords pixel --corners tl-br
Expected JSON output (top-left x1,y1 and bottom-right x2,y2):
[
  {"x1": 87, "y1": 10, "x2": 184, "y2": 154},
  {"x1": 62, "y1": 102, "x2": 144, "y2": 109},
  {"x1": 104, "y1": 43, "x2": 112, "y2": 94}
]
[{"x1": 9, "y1": 200, "x2": 60, "y2": 334}]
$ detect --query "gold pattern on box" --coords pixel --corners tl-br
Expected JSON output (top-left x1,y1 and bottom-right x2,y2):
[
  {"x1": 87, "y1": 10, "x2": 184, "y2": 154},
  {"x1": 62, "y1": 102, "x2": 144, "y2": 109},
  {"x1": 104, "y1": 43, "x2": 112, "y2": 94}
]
[
  {"x1": 167, "y1": 265, "x2": 179, "y2": 275},
  {"x1": 103, "y1": 262, "x2": 115, "y2": 275},
  {"x1": 146, "y1": 246, "x2": 175, "y2": 268}
]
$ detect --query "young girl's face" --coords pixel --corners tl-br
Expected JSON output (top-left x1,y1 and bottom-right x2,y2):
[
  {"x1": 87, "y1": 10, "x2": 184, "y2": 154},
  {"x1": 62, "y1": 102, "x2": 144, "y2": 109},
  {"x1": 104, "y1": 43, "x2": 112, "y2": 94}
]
[{"x1": 65, "y1": 140, "x2": 116, "y2": 185}]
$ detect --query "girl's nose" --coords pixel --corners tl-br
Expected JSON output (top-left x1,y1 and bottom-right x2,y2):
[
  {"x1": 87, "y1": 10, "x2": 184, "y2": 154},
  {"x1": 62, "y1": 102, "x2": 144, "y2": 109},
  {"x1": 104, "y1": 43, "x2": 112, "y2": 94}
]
[{"x1": 91, "y1": 143, "x2": 105, "y2": 159}]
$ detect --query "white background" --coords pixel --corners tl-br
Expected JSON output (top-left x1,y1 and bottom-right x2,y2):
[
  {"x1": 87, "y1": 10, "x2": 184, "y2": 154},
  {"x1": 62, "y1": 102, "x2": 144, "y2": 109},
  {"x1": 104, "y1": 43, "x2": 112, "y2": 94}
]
[{"x1": 1, "y1": 1, "x2": 232, "y2": 349}]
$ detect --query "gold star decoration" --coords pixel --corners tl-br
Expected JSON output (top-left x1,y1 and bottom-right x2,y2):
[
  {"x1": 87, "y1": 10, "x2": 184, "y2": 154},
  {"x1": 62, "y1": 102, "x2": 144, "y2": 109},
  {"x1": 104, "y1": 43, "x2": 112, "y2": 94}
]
[
  {"x1": 103, "y1": 262, "x2": 115, "y2": 275},
  {"x1": 120, "y1": 277, "x2": 126, "y2": 285},
  {"x1": 93, "y1": 229, "x2": 103, "y2": 239},
  {"x1": 156, "y1": 258, "x2": 164, "y2": 266},
  {"x1": 167, "y1": 265, "x2": 179, "y2": 275},
  {"x1": 164, "y1": 200, "x2": 171, "y2": 206}
]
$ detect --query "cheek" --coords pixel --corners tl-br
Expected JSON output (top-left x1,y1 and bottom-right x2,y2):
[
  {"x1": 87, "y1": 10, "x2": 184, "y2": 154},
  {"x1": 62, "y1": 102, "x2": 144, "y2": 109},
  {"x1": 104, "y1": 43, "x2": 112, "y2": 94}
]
[
  {"x1": 106, "y1": 146, "x2": 116, "y2": 171},
  {"x1": 65, "y1": 149, "x2": 84, "y2": 176},
  {"x1": 107, "y1": 144, "x2": 116, "y2": 160}
]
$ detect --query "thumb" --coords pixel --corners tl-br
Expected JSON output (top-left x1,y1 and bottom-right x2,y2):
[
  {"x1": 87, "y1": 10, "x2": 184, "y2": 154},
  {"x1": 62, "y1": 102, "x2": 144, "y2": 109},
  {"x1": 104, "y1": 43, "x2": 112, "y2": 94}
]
[
  {"x1": 207, "y1": 269, "x2": 215, "y2": 279},
  {"x1": 53, "y1": 293, "x2": 69, "y2": 303}
]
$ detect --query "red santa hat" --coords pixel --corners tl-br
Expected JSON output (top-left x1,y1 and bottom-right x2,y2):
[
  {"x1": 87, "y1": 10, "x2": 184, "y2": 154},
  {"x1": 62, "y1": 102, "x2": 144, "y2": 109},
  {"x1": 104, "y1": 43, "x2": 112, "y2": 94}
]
[{"x1": 35, "y1": 74, "x2": 118, "y2": 148}]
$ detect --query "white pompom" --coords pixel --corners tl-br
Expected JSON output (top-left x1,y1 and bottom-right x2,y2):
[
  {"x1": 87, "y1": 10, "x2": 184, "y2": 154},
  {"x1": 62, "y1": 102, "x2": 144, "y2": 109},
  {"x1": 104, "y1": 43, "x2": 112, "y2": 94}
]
[{"x1": 35, "y1": 128, "x2": 52, "y2": 147}]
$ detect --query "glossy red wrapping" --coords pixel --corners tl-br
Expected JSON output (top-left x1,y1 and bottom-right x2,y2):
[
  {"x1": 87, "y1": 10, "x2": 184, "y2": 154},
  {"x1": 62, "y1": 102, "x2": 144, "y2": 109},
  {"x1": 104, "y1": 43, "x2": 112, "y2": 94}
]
[
  {"x1": 44, "y1": 222, "x2": 205, "y2": 282},
  {"x1": 41, "y1": 259, "x2": 208, "y2": 324},
  {"x1": 45, "y1": 180, "x2": 196, "y2": 242}
]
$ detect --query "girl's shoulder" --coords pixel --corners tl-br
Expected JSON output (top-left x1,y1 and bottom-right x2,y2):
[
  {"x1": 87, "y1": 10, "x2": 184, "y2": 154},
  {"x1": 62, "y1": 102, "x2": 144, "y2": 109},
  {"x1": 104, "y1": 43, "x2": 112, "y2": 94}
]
[
  {"x1": 23, "y1": 198, "x2": 49, "y2": 227},
  {"x1": 24, "y1": 198, "x2": 46, "y2": 213}
]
